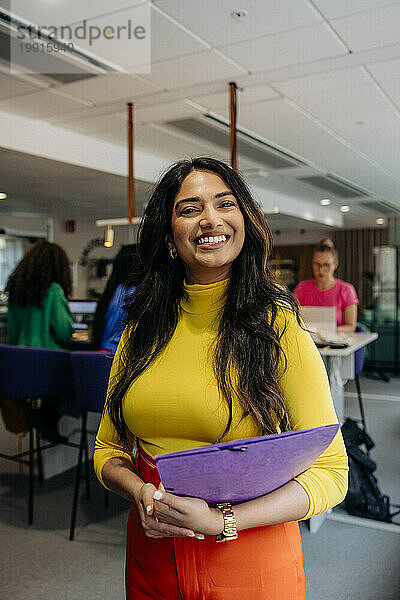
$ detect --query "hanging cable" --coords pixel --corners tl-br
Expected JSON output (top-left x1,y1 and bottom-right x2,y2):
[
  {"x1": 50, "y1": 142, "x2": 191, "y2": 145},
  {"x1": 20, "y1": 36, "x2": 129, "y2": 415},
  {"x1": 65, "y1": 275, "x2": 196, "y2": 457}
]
[
  {"x1": 229, "y1": 82, "x2": 238, "y2": 171},
  {"x1": 127, "y1": 102, "x2": 135, "y2": 224}
]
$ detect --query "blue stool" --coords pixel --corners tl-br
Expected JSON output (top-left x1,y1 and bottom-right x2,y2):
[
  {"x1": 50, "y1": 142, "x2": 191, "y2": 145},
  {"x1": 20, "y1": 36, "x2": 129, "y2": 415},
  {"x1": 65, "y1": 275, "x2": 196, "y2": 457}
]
[
  {"x1": 0, "y1": 344, "x2": 75, "y2": 524},
  {"x1": 69, "y1": 351, "x2": 113, "y2": 540}
]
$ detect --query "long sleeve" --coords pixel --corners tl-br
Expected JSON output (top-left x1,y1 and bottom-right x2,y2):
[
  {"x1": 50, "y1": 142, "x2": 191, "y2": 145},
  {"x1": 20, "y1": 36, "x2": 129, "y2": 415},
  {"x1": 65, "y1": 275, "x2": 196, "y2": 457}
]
[
  {"x1": 278, "y1": 308, "x2": 348, "y2": 519},
  {"x1": 94, "y1": 330, "x2": 136, "y2": 488},
  {"x1": 48, "y1": 283, "x2": 74, "y2": 346},
  {"x1": 6, "y1": 307, "x2": 18, "y2": 344}
]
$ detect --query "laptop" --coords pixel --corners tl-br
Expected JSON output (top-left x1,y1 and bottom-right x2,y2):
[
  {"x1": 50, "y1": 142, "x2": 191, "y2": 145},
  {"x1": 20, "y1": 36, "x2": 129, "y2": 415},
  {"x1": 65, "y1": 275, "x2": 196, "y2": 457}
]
[
  {"x1": 300, "y1": 306, "x2": 351, "y2": 348},
  {"x1": 300, "y1": 306, "x2": 336, "y2": 335},
  {"x1": 69, "y1": 300, "x2": 97, "y2": 331}
]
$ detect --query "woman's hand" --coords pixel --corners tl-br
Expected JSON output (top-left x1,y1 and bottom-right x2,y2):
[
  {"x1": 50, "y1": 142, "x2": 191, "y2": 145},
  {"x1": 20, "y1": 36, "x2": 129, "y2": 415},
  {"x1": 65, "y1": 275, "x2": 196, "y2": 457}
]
[
  {"x1": 152, "y1": 485, "x2": 224, "y2": 537},
  {"x1": 132, "y1": 481, "x2": 220, "y2": 539}
]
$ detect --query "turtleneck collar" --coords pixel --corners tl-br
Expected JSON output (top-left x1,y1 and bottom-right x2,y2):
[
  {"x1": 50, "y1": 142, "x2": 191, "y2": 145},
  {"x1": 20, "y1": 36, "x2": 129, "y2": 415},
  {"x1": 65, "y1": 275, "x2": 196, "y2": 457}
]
[{"x1": 181, "y1": 278, "x2": 228, "y2": 315}]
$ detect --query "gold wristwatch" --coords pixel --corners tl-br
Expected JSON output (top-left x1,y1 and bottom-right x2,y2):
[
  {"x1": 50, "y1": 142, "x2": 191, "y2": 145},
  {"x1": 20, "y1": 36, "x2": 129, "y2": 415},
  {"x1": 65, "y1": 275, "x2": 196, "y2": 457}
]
[{"x1": 215, "y1": 502, "x2": 238, "y2": 542}]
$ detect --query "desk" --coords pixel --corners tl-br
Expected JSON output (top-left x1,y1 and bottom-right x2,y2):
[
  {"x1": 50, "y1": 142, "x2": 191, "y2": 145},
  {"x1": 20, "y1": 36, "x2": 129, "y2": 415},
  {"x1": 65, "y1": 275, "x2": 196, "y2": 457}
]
[
  {"x1": 319, "y1": 332, "x2": 378, "y2": 424},
  {"x1": 308, "y1": 332, "x2": 378, "y2": 533}
]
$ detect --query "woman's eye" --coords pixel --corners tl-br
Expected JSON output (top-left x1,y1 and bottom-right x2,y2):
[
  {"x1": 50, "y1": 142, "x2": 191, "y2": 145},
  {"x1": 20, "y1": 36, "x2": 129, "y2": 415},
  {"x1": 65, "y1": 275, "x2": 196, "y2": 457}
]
[
  {"x1": 219, "y1": 201, "x2": 235, "y2": 208},
  {"x1": 181, "y1": 206, "x2": 199, "y2": 215}
]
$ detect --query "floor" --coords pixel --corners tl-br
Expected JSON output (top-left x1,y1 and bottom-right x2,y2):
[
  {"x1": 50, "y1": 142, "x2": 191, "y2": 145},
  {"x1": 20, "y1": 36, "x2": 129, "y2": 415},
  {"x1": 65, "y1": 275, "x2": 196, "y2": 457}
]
[{"x1": 0, "y1": 374, "x2": 399, "y2": 599}]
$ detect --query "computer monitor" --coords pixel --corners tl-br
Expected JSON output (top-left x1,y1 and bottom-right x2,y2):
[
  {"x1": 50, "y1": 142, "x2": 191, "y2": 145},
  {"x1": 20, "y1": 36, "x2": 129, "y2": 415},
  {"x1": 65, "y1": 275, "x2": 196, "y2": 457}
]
[
  {"x1": 69, "y1": 300, "x2": 97, "y2": 330},
  {"x1": 300, "y1": 306, "x2": 336, "y2": 335}
]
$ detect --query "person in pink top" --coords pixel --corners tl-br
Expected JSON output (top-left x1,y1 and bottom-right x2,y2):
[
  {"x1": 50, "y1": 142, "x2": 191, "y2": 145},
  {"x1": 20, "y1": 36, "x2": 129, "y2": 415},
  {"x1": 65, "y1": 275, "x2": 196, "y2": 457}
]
[{"x1": 294, "y1": 239, "x2": 359, "y2": 333}]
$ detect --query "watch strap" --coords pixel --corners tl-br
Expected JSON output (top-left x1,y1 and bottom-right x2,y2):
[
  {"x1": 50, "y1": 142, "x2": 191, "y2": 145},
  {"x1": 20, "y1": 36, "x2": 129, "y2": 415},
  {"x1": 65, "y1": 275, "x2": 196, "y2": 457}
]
[{"x1": 215, "y1": 502, "x2": 238, "y2": 542}]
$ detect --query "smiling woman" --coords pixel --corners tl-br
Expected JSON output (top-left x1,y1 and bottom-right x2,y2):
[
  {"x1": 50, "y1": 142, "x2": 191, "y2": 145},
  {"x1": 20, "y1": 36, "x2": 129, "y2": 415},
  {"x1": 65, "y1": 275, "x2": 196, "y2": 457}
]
[
  {"x1": 93, "y1": 157, "x2": 348, "y2": 600},
  {"x1": 167, "y1": 170, "x2": 245, "y2": 284}
]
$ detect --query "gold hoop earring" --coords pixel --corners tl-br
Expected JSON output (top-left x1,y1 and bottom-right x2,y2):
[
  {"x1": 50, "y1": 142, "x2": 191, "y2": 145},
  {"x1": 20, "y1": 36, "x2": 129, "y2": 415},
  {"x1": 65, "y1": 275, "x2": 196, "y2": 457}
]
[{"x1": 169, "y1": 248, "x2": 177, "y2": 260}]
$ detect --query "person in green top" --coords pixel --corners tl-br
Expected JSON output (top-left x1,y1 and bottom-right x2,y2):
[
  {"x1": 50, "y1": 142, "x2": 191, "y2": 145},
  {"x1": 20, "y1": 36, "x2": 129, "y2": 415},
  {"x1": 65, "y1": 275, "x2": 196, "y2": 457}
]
[
  {"x1": 6, "y1": 240, "x2": 73, "y2": 348},
  {"x1": 5, "y1": 240, "x2": 74, "y2": 440}
]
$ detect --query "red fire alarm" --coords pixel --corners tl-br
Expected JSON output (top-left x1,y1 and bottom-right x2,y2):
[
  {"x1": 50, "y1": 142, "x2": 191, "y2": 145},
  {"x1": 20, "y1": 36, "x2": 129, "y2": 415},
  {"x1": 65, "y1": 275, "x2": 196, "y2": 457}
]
[{"x1": 65, "y1": 220, "x2": 76, "y2": 233}]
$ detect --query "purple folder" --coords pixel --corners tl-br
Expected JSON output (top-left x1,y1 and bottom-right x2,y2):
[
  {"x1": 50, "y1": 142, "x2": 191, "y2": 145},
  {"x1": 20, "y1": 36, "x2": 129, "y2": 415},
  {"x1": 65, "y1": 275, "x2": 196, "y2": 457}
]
[{"x1": 155, "y1": 424, "x2": 339, "y2": 504}]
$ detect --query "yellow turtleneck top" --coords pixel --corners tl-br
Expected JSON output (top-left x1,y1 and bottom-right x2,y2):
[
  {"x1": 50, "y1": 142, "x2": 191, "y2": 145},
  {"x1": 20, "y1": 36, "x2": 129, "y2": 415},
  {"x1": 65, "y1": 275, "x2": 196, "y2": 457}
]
[{"x1": 94, "y1": 279, "x2": 348, "y2": 519}]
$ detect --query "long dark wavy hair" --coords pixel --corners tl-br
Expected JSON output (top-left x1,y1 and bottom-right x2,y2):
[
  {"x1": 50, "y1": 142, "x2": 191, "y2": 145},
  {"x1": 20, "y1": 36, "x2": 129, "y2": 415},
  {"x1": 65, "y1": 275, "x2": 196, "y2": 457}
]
[
  {"x1": 106, "y1": 157, "x2": 301, "y2": 446},
  {"x1": 92, "y1": 244, "x2": 141, "y2": 349},
  {"x1": 6, "y1": 240, "x2": 72, "y2": 306}
]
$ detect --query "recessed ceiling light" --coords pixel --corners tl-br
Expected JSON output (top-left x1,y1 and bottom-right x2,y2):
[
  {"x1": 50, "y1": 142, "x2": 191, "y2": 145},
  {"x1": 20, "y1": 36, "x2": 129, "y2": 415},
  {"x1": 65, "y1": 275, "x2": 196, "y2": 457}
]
[
  {"x1": 376, "y1": 217, "x2": 385, "y2": 225},
  {"x1": 320, "y1": 198, "x2": 331, "y2": 206},
  {"x1": 340, "y1": 205, "x2": 350, "y2": 213},
  {"x1": 0, "y1": 192, "x2": 7, "y2": 200}
]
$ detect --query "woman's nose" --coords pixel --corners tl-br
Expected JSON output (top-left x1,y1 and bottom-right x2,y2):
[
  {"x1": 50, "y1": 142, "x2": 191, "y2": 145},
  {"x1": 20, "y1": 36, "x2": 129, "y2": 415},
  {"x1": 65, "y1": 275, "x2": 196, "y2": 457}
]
[{"x1": 199, "y1": 206, "x2": 222, "y2": 228}]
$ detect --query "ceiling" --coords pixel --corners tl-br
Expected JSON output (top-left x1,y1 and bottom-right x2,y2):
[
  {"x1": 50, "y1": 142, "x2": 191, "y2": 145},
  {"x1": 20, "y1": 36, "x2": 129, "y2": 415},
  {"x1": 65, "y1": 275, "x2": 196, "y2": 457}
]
[
  {"x1": 0, "y1": 147, "x2": 152, "y2": 219},
  {"x1": 1, "y1": 0, "x2": 400, "y2": 231}
]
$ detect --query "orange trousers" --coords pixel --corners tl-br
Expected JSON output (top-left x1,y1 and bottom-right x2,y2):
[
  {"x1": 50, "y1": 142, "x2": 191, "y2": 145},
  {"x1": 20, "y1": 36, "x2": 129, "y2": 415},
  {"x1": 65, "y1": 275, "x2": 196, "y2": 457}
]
[{"x1": 126, "y1": 447, "x2": 305, "y2": 600}]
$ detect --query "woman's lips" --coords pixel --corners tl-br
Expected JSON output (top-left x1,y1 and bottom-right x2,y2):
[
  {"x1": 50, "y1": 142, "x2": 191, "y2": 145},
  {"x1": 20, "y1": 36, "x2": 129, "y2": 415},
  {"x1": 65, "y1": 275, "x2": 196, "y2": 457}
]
[{"x1": 194, "y1": 238, "x2": 230, "y2": 250}]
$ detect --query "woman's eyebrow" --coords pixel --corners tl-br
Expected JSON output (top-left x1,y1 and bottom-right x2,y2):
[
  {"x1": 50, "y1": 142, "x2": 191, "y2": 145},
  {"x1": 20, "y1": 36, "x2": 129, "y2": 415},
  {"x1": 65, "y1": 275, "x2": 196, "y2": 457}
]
[
  {"x1": 175, "y1": 191, "x2": 234, "y2": 209},
  {"x1": 175, "y1": 197, "x2": 201, "y2": 209}
]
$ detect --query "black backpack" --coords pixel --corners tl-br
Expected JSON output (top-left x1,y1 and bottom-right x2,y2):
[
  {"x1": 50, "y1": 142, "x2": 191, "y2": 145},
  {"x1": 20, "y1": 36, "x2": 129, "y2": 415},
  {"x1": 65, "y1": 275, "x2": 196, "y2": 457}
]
[{"x1": 341, "y1": 418, "x2": 393, "y2": 522}]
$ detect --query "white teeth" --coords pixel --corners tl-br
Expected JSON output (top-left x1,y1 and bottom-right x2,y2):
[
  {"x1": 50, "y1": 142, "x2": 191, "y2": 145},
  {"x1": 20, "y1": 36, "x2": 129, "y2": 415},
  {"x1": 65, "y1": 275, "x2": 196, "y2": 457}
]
[{"x1": 196, "y1": 234, "x2": 228, "y2": 245}]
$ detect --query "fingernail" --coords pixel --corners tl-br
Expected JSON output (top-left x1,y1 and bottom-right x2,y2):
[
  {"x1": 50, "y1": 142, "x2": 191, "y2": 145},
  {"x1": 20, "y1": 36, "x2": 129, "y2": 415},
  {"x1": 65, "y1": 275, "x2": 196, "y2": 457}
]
[
  {"x1": 153, "y1": 491, "x2": 162, "y2": 500},
  {"x1": 146, "y1": 505, "x2": 152, "y2": 514},
  {"x1": 187, "y1": 532, "x2": 195, "y2": 537},
  {"x1": 195, "y1": 535, "x2": 205, "y2": 540}
]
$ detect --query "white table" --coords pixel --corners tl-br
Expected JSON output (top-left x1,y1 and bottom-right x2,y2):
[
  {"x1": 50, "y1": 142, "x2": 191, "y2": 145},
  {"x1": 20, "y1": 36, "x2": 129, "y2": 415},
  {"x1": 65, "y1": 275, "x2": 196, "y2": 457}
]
[
  {"x1": 309, "y1": 332, "x2": 378, "y2": 533},
  {"x1": 319, "y1": 332, "x2": 378, "y2": 424}
]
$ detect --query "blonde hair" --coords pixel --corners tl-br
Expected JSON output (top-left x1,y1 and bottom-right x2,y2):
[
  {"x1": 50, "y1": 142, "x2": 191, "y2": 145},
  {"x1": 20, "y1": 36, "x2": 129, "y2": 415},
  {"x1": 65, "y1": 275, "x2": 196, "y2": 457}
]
[{"x1": 313, "y1": 238, "x2": 338, "y2": 261}]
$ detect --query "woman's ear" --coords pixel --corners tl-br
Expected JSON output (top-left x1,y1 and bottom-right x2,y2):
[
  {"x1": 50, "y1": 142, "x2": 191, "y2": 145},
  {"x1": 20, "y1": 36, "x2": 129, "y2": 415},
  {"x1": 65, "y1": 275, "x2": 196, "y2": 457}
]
[
  {"x1": 165, "y1": 234, "x2": 175, "y2": 252},
  {"x1": 165, "y1": 235, "x2": 178, "y2": 259}
]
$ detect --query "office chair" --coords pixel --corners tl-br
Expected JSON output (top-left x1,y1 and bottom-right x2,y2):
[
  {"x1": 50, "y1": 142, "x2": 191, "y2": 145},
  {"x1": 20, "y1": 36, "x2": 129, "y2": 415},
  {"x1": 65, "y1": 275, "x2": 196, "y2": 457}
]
[
  {"x1": 0, "y1": 344, "x2": 75, "y2": 524},
  {"x1": 69, "y1": 350, "x2": 113, "y2": 540}
]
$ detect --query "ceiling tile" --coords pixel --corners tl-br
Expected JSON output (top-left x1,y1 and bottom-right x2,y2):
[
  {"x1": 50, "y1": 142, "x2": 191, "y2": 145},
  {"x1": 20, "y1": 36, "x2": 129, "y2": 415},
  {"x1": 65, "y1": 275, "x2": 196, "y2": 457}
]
[
  {"x1": 135, "y1": 100, "x2": 200, "y2": 124},
  {"x1": 150, "y1": 7, "x2": 208, "y2": 63},
  {"x1": 367, "y1": 57, "x2": 400, "y2": 81},
  {"x1": 153, "y1": 0, "x2": 318, "y2": 47},
  {"x1": 139, "y1": 51, "x2": 244, "y2": 89},
  {"x1": 47, "y1": 101, "x2": 138, "y2": 126},
  {"x1": 59, "y1": 4, "x2": 150, "y2": 72},
  {"x1": 0, "y1": 72, "x2": 41, "y2": 99},
  {"x1": 189, "y1": 83, "x2": 279, "y2": 111},
  {"x1": 58, "y1": 73, "x2": 159, "y2": 104},
  {"x1": 379, "y1": 78, "x2": 400, "y2": 105},
  {"x1": 332, "y1": 4, "x2": 400, "y2": 52},
  {"x1": 312, "y1": 0, "x2": 396, "y2": 19},
  {"x1": 10, "y1": 1, "x2": 145, "y2": 27},
  {"x1": 291, "y1": 84, "x2": 389, "y2": 119},
  {"x1": 273, "y1": 66, "x2": 371, "y2": 97},
  {"x1": 57, "y1": 114, "x2": 126, "y2": 145},
  {"x1": 221, "y1": 23, "x2": 347, "y2": 73},
  {"x1": 135, "y1": 123, "x2": 230, "y2": 161},
  {"x1": 237, "y1": 98, "x2": 324, "y2": 144},
  {"x1": 0, "y1": 89, "x2": 88, "y2": 119},
  {"x1": 317, "y1": 108, "x2": 399, "y2": 137}
]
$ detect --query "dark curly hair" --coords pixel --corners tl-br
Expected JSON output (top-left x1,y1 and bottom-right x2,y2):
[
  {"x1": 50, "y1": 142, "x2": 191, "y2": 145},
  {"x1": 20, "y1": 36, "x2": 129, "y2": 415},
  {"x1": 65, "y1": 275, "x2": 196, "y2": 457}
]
[
  {"x1": 106, "y1": 157, "x2": 301, "y2": 447},
  {"x1": 6, "y1": 240, "x2": 72, "y2": 307},
  {"x1": 92, "y1": 244, "x2": 142, "y2": 349}
]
